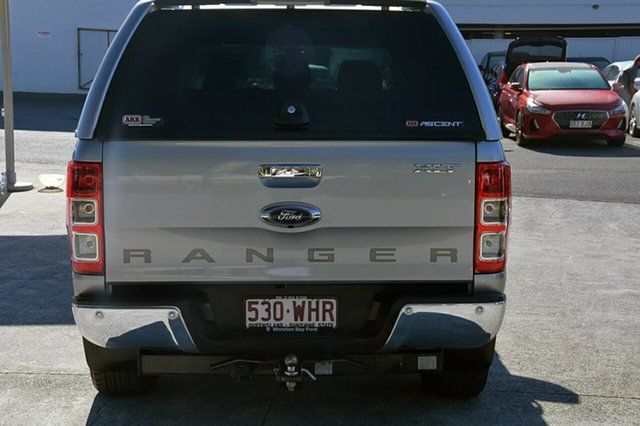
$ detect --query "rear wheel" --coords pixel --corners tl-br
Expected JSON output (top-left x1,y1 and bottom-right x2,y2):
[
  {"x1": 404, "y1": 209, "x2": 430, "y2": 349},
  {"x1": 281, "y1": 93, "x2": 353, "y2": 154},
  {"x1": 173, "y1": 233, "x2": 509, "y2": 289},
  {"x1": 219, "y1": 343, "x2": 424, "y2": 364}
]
[
  {"x1": 83, "y1": 338, "x2": 158, "y2": 396},
  {"x1": 90, "y1": 369, "x2": 158, "y2": 397},
  {"x1": 629, "y1": 105, "x2": 639, "y2": 137},
  {"x1": 422, "y1": 368, "x2": 489, "y2": 399},
  {"x1": 421, "y1": 339, "x2": 496, "y2": 399},
  {"x1": 514, "y1": 112, "x2": 529, "y2": 147}
]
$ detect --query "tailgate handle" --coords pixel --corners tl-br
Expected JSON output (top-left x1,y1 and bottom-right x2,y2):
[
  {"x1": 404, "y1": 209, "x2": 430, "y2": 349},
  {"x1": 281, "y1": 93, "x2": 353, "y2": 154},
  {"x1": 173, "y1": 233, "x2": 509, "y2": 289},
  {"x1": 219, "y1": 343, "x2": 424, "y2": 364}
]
[{"x1": 258, "y1": 164, "x2": 323, "y2": 188}]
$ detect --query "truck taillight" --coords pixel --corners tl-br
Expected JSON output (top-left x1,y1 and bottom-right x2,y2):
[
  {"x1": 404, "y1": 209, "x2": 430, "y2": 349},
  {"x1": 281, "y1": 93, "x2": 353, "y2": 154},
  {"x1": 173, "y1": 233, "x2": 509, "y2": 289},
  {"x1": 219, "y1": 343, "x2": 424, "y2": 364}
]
[
  {"x1": 66, "y1": 161, "x2": 104, "y2": 274},
  {"x1": 475, "y1": 161, "x2": 511, "y2": 274}
]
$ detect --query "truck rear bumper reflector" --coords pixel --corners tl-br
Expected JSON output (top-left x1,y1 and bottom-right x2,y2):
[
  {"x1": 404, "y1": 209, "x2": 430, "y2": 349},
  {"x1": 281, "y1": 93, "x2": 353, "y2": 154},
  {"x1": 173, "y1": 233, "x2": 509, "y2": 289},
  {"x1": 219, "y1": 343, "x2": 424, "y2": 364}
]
[
  {"x1": 383, "y1": 300, "x2": 506, "y2": 350},
  {"x1": 72, "y1": 305, "x2": 198, "y2": 353},
  {"x1": 72, "y1": 300, "x2": 505, "y2": 353}
]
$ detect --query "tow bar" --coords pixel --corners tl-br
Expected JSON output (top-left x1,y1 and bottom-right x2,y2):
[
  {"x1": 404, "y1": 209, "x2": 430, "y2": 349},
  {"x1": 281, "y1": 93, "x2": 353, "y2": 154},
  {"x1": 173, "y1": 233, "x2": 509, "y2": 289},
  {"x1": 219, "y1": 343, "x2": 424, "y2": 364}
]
[{"x1": 274, "y1": 354, "x2": 317, "y2": 392}]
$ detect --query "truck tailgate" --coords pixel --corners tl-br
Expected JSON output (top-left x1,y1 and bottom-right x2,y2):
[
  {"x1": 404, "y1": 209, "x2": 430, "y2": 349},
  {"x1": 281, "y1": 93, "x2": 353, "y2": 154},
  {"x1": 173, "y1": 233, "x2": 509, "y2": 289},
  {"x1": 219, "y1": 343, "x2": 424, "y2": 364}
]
[{"x1": 103, "y1": 140, "x2": 476, "y2": 283}]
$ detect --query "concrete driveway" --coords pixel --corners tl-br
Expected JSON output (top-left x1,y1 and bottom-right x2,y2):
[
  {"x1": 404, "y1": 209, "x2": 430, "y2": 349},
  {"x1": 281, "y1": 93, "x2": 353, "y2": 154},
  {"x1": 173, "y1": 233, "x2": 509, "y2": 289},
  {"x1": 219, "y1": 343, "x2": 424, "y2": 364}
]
[
  {"x1": 1, "y1": 95, "x2": 639, "y2": 424},
  {"x1": 1, "y1": 160, "x2": 639, "y2": 425}
]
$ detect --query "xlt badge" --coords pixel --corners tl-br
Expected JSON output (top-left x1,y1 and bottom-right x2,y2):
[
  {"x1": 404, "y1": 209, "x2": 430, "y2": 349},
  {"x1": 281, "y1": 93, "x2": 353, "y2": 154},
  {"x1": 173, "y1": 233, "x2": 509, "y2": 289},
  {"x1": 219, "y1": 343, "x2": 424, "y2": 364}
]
[
  {"x1": 260, "y1": 202, "x2": 321, "y2": 228},
  {"x1": 414, "y1": 163, "x2": 461, "y2": 174}
]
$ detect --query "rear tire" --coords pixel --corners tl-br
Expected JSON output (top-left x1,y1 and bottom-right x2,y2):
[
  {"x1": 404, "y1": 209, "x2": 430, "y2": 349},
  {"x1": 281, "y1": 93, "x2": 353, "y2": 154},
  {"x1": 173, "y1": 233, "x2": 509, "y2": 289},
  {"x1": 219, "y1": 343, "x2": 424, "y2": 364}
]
[
  {"x1": 90, "y1": 369, "x2": 158, "y2": 397},
  {"x1": 422, "y1": 368, "x2": 489, "y2": 399},
  {"x1": 629, "y1": 105, "x2": 639, "y2": 137},
  {"x1": 606, "y1": 137, "x2": 626, "y2": 147},
  {"x1": 514, "y1": 112, "x2": 529, "y2": 147},
  {"x1": 421, "y1": 338, "x2": 496, "y2": 399},
  {"x1": 82, "y1": 338, "x2": 158, "y2": 396}
]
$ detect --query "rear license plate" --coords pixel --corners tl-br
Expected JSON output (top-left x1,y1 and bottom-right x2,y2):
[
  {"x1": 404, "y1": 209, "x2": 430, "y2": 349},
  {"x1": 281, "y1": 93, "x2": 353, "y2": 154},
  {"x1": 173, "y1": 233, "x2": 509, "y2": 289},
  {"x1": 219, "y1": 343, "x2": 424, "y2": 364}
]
[
  {"x1": 569, "y1": 120, "x2": 593, "y2": 129},
  {"x1": 245, "y1": 297, "x2": 337, "y2": 329}
]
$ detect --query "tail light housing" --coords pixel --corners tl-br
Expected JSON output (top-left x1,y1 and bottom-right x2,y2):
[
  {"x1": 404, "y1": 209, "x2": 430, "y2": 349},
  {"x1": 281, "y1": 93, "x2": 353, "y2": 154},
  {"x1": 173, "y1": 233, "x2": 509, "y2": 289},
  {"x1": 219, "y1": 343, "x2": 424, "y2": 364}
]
[
  {"x1": 66, "y1": 161, "x2": 104, "y2": 274},
  {"x1": 475, "y1": 161, "x2": 511, "y2": 274}
]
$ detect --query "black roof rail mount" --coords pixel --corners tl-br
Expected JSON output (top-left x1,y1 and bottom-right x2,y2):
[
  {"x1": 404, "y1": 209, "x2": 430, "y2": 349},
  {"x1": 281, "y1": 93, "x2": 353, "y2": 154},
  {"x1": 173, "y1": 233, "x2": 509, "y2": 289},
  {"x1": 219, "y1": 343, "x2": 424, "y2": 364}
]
[{"x1": 154, "y1": 0, "x2": 428, "y2": 9}]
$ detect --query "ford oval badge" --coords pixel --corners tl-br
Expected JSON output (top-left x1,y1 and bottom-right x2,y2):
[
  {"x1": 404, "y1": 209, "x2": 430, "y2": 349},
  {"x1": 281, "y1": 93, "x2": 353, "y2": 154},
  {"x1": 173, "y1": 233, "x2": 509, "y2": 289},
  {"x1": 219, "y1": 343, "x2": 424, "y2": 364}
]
[{"x1": 260, "y1": 202, "x2": 321, "y2": 228}]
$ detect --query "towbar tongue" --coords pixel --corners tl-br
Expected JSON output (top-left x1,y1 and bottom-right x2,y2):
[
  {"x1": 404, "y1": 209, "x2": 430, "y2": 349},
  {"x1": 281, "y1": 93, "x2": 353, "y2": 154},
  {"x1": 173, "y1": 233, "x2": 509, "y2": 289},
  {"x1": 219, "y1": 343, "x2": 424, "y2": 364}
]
[{"x1": 274, "y1": 354, "x2": 317, "y2": 392}]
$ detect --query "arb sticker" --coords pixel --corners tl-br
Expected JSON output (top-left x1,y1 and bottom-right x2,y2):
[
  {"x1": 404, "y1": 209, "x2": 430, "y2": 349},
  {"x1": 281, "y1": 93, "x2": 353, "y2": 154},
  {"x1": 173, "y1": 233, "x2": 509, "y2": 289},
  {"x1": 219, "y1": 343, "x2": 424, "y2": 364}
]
[{"x1": 122, "y1": 114, "x2": 164, "y2": 127}]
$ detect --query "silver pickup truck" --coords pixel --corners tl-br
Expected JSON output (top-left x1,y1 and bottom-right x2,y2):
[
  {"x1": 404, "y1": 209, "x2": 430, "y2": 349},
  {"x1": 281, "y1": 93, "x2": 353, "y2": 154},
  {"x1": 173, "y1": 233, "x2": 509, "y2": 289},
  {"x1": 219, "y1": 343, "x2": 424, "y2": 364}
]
[{"x1": 67, "y1": 0, "x2": 511, "y2": 398}]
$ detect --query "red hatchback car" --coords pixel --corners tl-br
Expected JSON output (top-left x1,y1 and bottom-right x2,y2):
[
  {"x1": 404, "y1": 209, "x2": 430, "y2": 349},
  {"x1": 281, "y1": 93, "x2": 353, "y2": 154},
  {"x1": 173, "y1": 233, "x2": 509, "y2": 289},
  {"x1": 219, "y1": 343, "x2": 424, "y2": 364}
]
[{"x1": 498, "y1": 62, "x2": 627, "y2": 147}]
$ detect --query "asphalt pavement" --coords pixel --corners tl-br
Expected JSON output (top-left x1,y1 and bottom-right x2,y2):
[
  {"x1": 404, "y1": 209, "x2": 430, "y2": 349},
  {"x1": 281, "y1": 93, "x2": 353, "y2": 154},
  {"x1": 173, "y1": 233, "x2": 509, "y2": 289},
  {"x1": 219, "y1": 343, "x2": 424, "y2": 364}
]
[
  {"x1": 503, "y1": 136, "x2": 640, "y2": 204},
  {"x1": 3, "y1": 93, "x2": 640, "y2": 203},
  {"x1": 1, "y1": 95, "x2": 639, "y2": 425}
]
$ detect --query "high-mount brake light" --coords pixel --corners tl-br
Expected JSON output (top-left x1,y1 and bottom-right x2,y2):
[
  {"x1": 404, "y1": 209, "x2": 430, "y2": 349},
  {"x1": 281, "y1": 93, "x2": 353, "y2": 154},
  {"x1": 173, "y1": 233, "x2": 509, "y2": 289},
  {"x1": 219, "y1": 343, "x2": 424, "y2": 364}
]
[
  {"x1": 475, "y1": 161, "x2": 511, "y2": 274},
  {"x1": 66, "y1": 162, "x2": 104, "y2": 274}
]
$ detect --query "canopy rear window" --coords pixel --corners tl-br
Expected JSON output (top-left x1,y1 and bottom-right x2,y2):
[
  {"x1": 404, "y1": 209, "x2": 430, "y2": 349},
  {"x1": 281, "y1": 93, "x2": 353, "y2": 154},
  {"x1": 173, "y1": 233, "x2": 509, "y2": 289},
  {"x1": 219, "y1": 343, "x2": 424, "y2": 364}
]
[{"x1": 97, "y1": 9, "x2": 482, "y2": 140}]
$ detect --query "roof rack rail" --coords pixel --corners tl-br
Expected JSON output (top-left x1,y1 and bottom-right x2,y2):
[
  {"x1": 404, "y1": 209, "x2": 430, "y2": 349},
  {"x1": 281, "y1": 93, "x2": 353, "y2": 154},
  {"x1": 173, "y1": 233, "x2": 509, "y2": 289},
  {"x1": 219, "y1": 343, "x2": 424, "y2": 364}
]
[{"x1": 154, "y1": 0, "x2": 428, "y2": 9}]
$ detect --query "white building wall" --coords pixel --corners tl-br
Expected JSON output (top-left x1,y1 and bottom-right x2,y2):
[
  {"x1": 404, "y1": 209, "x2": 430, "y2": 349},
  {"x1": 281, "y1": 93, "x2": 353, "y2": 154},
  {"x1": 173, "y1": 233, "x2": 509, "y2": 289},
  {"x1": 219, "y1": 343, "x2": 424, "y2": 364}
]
[
  {"x1": 0, "y1": 0, "x2": 137, "y2": 94},
  {"x1": 439, "y1": 0, "x2": 640, "y2": 25},
  {"x1": 611, "y1": 37, "x2": 640, "y2": 61},
  {"x1": 0, "y1": 0, "x2": 639, "y2": 94},
  {"x1": 467, "y1": 37, "x2": 640, "y2": 64}
]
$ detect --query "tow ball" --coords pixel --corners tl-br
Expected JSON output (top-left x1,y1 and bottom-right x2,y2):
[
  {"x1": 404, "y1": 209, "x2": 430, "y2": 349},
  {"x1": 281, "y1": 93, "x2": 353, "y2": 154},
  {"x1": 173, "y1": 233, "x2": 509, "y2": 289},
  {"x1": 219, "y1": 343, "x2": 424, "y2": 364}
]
[{"x1": 274, "y1": 354, "x2": 317, "y2": 392}]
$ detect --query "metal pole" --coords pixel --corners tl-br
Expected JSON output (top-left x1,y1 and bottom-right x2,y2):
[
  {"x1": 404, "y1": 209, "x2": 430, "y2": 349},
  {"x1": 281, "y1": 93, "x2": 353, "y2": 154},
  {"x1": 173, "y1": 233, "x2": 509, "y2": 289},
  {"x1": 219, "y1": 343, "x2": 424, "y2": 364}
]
[{"x1": 1, "y1": 0, "x2": 32, "y2": 192}]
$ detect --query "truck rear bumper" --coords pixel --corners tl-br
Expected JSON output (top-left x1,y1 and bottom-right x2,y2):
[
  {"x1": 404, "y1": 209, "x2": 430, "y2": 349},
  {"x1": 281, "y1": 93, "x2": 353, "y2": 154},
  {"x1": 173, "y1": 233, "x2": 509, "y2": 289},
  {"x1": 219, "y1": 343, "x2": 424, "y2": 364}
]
[
  {"x1": 383, "y1": 301, "x2": 505, "y2": 350},
  {"x1": 72, "y1": 298, "x2": 505, "y2": 353},
  {"x1": 72, "y1": 305, "x2": 199, "y2": 353}
]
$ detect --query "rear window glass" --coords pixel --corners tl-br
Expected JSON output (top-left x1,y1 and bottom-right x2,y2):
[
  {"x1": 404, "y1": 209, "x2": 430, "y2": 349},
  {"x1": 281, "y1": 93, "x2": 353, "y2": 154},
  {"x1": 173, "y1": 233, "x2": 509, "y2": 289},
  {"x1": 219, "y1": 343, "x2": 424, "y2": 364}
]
[
  {"x1": 510, "y1": 45, "x2": 564, "y2": 63},
  {"x1": 98, "y1": 10, "x2": 482, "y2": 140},
  {"x1": 505, "y1": 42, "x2": 565, "y2": 78},
  {"x1": 528, "y1": 68, "x2": 610, "y2": 91}
]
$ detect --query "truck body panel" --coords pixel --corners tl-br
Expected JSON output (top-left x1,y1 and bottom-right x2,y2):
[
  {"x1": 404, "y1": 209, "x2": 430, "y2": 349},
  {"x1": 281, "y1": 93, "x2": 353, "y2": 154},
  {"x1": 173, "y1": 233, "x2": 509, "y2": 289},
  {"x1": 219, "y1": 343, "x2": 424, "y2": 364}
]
[{"x1": 103, "y1": 140, "x2": 476, "y2": 282}]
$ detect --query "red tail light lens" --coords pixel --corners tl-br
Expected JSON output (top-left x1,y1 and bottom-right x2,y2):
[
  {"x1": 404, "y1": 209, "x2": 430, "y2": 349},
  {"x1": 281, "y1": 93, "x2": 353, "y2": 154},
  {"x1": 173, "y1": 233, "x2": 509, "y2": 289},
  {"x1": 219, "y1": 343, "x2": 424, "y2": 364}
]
[
  {"x1": 67, "y1": 161, "x2": 104, "y2": 274},
  {"x1": 67, "y1": 162, "x2": 101, "y2": 197},
  {"x1": 475, "y1": 161, "x2": 511, "y2": 274}
]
